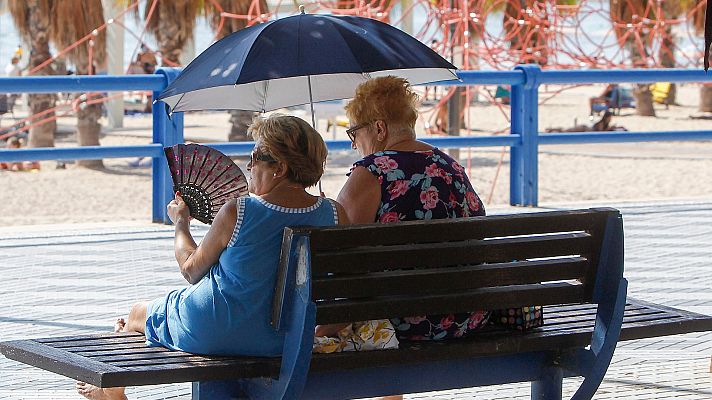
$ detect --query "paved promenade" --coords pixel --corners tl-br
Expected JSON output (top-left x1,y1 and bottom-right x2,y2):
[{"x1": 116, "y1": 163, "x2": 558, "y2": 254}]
[{"x1": 0, "y1": 199, "x2": 710, "y2": 399}]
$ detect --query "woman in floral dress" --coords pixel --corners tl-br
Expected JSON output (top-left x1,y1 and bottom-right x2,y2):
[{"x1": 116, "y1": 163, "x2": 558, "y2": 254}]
[{"x1": 314, "y1": 76, "x2": 490, "y2": 351}]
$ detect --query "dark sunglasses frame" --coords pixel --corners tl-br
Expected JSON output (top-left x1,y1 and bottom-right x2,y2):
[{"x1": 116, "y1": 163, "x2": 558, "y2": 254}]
[
  {"x1": 345, "y1": 121, "x2": 372, "y2": 142},
  {"x1": 251, "y1": 150, "x2": 277, "y2": 164}
]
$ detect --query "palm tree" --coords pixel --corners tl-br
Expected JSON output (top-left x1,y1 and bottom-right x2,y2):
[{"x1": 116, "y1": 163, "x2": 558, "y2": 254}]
[
  {"x1": 206, "y1": 0, "x2": 268, "y2": 142},
  {"x1": 50, "y1": 0, "x2": 107, "y2": 168},
  {"x1": 136, "y1": 0, "x2": 203, "y2": 66},
  {"x1": 8, "y1": 0, "x2": 57, "y2": 148},
  {"x1": 609, "y1": 0, "x2": 656, "y2": 116}
]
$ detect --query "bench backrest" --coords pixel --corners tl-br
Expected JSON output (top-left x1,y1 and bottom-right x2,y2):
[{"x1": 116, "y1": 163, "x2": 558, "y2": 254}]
[{"x1": 272, "y1": 208, "x2": 622, "y2": 328}]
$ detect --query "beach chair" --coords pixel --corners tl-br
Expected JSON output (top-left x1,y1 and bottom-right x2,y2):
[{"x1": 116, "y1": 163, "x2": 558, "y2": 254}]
[
  {"x1": 649, "y1": 82, "x2": 672, "y2": 106},
  {"x1": 494, "y1": 85, "x2": 510, "y2": 104},
  {"x1": 590, "y1": 85, "x2": 635, "y2": 115}
]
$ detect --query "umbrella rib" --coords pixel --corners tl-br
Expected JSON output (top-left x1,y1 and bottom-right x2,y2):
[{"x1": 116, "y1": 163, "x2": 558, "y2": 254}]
[
  {"x1": 261, "y1": 80, "x2": 269, "y2": 113},
  {"x1": 173, "y1": 93, "x2": 187, "y2": 112}
]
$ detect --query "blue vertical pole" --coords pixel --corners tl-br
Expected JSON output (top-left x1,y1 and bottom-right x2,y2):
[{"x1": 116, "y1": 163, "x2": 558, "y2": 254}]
[
  {"x1": 509, "y1": 75, "x2": 524, "y2": 205},
  {"x1": 152, "y1": 68, "x2": 184, "y2": 224},
  {"x1": 531, "y1": 366, "x2": 563, "y2": 400},
  {"x1": 512, "y1": 64, "x2": 540, "y2": 206}
]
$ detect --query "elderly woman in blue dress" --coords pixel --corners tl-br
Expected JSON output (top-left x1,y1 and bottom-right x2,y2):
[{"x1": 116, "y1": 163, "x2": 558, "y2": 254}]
[{"x1": 77, "y1": 115, "x2": 348, "y2": 400}]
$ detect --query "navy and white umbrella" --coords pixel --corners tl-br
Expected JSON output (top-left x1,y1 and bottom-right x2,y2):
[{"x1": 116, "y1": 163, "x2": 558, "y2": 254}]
[{"x1": 156, "y1": 10, "x2": 458, "y2": 120}]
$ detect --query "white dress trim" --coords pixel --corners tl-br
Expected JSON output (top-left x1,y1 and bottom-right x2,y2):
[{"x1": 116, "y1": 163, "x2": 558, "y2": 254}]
[
  {"x1": 255, "y1": 196, "x2": 323, "y2": 214},
  {"x1": 228, "y1": 197, "x2": 247, "y2": 247},
  {"x1": 326, "y1": 198, "x2": 339, "y2": 224}
]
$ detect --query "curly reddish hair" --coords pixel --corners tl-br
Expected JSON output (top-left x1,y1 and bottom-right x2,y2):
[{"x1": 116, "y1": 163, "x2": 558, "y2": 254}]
[{"x1": 345, "y1": 76, "x2": 419, "y2": 133}]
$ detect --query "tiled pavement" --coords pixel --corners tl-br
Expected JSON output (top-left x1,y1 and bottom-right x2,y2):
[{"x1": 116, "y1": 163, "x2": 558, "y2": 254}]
[{"x1": 0, "y1": 200, "x2": 710, "y2": 399}]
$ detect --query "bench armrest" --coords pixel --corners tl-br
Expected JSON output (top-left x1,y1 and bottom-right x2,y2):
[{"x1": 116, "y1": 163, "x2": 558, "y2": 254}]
[
  {"x1": 244, "y1": 233, "x2": 315, "y2": 399},
  {"x1": 564, "y1": 277, "x2": 627, "y2": 400},
  {"x1": 562, "y1": 212, "x2": 627, "y2": 400}
]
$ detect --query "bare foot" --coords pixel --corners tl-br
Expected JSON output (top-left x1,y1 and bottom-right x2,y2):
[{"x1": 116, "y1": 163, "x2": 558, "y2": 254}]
[
  {"x1": 114, "y1": 318, "x2": 126, "y2": 333},
  {"x1": 76, "y1": 382, "x2": 127, "y2": 400},
  {"x1": 74, "y1": 320, "x2": 130, "y2": 398}
]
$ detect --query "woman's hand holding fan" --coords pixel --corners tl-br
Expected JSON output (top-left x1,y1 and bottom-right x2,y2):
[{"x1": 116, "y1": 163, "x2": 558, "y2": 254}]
[
  {"x1": 167, "y1": 192, "x2": 192, "y2": 224},
  {"x1": 164, "y1": 144, "x2": 249, "y2": 224}
]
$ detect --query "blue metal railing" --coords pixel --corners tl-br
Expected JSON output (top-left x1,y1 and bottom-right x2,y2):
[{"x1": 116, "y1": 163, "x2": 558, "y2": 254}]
[{"x1": 1, "y1": 66, "x2": 711, "y2": 223}]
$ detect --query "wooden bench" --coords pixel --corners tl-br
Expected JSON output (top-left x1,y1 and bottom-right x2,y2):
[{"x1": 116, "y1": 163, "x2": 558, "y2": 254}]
[{"x1": 2, "y1": 208, "x2": 711, "y2": 399}]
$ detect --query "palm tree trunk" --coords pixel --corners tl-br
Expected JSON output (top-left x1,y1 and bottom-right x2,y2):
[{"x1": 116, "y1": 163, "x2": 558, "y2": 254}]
[
  {"x1": 659, "y1": 24, "x2": 676, "y2": 104},
  {"x1": 700, "y1": 85, "x2": 712, "y2": 113},
  {"x1": 74, "y1": 62, "x2": 103, "y2": 168},
  {"x1": 26, "y1": 0, "x2": 57, "y2": 148},
  {"x1": 633, "y1": 85, "x2": 656, "y2": 116},
  {"x1": 630, "y1": 39, "x2": 656, "y2": 117},
  {"x1": 156, "y1": 20, "x2": 186, "y2": 66},
  {"x1": 74, "y1": 99, "x2": 104, "y2": 168},
  {"x1": 228, "y1": 110, "x2": 254, "y2": 142}
]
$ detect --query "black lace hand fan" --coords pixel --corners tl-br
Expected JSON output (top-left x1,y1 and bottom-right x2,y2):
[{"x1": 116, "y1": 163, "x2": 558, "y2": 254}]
[{"x1": 164, "y1": 143, "x2": 249, "y2": 224}]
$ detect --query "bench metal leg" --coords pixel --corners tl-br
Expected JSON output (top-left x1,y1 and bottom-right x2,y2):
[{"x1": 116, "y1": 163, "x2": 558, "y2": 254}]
[
  {"x1": 531, "y1": 367, "x2": 563, "y2": 400},
  {"x1": 192, "y1": 381, "x2": 247, "y2": 400}
]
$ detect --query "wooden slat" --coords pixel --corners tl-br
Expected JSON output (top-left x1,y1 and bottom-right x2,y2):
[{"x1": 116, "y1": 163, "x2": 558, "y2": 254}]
[
  {"x1": 530, "y1": 312, "x2": 677, "y2": 335},
  {"x1": 0, "y1": 339, "x2": 125, "y2": 387},
  {"x1": 313, "y1": 257, "x2": 589, "y2": 300},
  {"x1": 113, "y1": 355, "x2": 235, "y2": 368},
  {"x1": 68, "y1": 342, "x2": 166, "y2": 352},
  {"x1": 300, "y1": 208, "x2": 617, "y2": 251},
  {"x1": 312, "y1": 233, "x2": 593, "y2": 275},
  {"x1": 102, "y1": 359, "x2": 280, "y2": 387},
  {"x1": 38, "y1": 332, "x2": 144, "y2": 347},
  {"x1": 581, "y1": 209, "x2": 610, "y2": 299},
  {"x1": 80, "y1": 346, "x2": 182, "y2": 357},
  {"x1": 315, "y1": 282, "x2": 585, "y2": 324}
]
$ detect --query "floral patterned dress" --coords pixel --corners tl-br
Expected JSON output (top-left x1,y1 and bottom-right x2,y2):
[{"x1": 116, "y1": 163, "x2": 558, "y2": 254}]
[{"x1": 353, "y1": 148, "x2": 490, "y2": 341}]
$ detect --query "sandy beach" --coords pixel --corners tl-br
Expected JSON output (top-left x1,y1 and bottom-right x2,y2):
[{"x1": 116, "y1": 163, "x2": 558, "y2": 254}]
[{"x1": 1, "y1": 83, "x2": 711, "y2": 227}]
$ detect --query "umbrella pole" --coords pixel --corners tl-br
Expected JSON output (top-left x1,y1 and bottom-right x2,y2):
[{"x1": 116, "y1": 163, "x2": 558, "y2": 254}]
[
  {"x1": 307, "y1": 75, "x2": 325, "y2": 196},
  {"x1": 307, "y1": 75, "x2": 316, "y2": 128}
]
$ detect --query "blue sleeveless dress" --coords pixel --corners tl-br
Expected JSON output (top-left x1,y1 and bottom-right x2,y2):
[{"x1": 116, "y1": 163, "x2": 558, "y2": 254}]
[{"x1": 145, "y1": 196, "x2": 339, "y2": 356}]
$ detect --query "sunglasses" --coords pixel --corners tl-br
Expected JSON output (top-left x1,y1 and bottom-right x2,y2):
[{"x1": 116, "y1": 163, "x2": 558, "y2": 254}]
[
  {"x1": 250, "y1": 150, "x2": 277, "y2": 164},
  {"x1": 345, "y1": 121, "x2": 373, "y2": 142}
]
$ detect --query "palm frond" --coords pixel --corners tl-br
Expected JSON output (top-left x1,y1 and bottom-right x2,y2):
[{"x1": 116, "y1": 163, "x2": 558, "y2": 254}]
[{"x1": 49, "y1": 0, "x2": 106, "y2": 71}]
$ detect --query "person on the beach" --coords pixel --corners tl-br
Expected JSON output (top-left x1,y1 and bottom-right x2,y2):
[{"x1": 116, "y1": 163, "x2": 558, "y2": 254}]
[
  {"x1": 4, "y1": 56, "x2": 22, "y2": 113},
  {"x1": 314, "y1": 76, "x2": 490, "y2": 348},
  {"x1": 1, "y1": 137, "x2": 24, "y2": 171},
  {"x1": 76, "y1": 114, "x2": 348, "y2": 400}
]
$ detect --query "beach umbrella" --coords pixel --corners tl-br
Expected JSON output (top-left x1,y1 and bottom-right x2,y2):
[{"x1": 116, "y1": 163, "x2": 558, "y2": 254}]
[{"x1": 156, "y1": 8, "x2": 457, "y2": 125}]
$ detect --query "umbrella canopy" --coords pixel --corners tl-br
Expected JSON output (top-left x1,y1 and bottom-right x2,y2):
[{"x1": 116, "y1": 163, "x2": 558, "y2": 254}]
[{"x1": 157, "y1": 12, "x2": 457, "y2": 113}]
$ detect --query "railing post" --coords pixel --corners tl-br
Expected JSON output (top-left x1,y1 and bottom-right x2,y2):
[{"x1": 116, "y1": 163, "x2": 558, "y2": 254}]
[
  {"x1": 152, "y1": 68, "x2": 184, "y2": 224},
  {"x1": 510, "y1": 64, "x2": 540, "y2": 206}
]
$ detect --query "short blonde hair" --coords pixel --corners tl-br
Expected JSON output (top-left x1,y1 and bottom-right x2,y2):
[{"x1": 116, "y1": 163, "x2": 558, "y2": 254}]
[
  {"x1": 248, "y1": 114, "x2": 327, "y2": 187},
  {"x1": 345, "y1": 76, "x2": 419, "y2": 131}
]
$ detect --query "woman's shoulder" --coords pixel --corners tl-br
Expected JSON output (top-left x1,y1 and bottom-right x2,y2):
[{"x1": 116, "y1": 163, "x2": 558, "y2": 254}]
[{"x1": 355, "y1": 149, "x2": 433, "y2": 165}]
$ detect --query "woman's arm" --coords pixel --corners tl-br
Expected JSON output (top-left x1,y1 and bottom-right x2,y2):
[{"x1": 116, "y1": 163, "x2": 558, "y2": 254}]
[
  {"x1": 168, "y1": 193, "x2": 237, "y2": 284},
  {"x1": 336, "y1": 166, "x2": 381, "y2": 224},
  {"x1": 333, "y1": 200, "x2": 350, "y2": 225}
]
